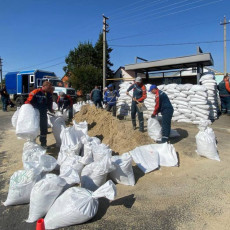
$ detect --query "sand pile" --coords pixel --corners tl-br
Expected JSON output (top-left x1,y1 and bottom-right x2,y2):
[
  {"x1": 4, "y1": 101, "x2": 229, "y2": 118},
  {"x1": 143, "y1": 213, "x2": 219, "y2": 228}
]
[{"x1": 74, "y1": 105, "x2": 153, "y2": 153}]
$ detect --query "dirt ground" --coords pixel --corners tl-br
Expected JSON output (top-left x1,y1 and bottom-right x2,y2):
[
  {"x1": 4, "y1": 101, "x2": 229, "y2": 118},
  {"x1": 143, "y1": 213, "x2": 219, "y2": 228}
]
[{"x1": 0, "y1": 106, "x2": 230, "y2": 230}]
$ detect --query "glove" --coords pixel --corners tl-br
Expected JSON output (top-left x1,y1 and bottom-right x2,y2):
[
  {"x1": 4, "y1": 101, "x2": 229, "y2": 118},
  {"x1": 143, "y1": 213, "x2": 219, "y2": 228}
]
[{"x1": 151, "y1": 114, "x2": 156, "y2": 118}]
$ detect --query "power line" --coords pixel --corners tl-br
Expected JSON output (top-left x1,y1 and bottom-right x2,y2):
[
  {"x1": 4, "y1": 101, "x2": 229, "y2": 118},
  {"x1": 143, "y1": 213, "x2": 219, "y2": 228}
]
[{"x1": 110, "y1": 39, "x2": 230, "y2": 47}]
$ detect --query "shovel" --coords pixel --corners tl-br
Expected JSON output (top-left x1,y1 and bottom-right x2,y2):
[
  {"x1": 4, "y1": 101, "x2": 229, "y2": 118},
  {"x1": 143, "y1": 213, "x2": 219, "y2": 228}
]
[{"x1": 127, "y1": 94, "x2": 147, "y2": 112}]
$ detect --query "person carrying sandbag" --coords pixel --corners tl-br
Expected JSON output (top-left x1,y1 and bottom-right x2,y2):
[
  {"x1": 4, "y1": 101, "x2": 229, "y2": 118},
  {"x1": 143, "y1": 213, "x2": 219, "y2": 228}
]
[
  {"x1": 126, "y1": 77, "x2": 147, "y2": 132},
  {"x1": 25, "y1": 81, "x2": 54, "y2": 148},
  {"x1": 103, "y1": 83, "x2": 120, "y2": 117},
  {"x1": 218, "y1": 73, "x2": 230, "y2": 115},
  {"x1": 57, "y1": 91, "x2": 73, "y2": 120},
  {"x1": 149, "y1": 85, "x2": 174, "y2": 143}
]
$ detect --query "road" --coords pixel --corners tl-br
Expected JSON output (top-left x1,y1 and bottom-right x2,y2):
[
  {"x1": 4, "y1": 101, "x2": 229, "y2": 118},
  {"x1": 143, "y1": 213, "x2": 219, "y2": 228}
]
[{"x1": 0, "y1": 109, "x2": 230, "y2": 230}]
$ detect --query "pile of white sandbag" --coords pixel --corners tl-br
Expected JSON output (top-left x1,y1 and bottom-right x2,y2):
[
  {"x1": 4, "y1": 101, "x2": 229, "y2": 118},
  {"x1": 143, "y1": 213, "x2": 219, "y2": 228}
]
[
  {"x1": 199, "y1": 73, "x2": 219, "y2": 120},
  {"x1": 116, "y1": 78, "x2": 219, "y2": 124}
]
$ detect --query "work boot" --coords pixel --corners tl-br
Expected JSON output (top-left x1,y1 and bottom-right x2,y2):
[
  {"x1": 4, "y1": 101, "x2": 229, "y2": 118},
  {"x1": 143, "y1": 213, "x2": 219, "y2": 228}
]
[{"x1": 133, "y1": 126, "x2": 136, "y2": 130}]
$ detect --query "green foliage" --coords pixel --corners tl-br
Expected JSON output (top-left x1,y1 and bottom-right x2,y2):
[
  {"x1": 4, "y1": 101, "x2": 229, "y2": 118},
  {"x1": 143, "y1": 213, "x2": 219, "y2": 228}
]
[
  {"x1": 63, "y1": 32, "x2": 113, "y2": 93},
  {"x1": 70, "y1": 65, "x2": 102, "y2": 94}
]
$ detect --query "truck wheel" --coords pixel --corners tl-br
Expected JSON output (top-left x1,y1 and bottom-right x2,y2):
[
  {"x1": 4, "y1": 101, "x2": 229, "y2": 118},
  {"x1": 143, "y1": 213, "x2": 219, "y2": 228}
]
[
  {"x1": 15, "y1": 97, "x2": 25, "y2": 106},
  {"x1": 53, "y1": 94, "x2": 58, "y2": 103}
]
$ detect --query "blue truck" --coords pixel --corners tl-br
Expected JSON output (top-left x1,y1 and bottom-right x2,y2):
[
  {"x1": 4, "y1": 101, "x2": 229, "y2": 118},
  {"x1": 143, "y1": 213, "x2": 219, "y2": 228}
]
[{"x1": 5, "y1": 69, "x2": 76, "y2": 105}]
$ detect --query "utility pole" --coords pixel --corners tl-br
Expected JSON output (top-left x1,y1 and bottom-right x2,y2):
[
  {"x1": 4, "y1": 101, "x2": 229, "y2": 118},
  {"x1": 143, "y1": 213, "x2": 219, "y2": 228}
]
[
  {"x1": 103, "y1": 15, "x2": 109, "y2": 90},
  {"x1": 220, "y1": 16, "x2": 230, "y2": 75},
  {"x1": 0, "y1": 57, "x2": 3, "y2": 88}
]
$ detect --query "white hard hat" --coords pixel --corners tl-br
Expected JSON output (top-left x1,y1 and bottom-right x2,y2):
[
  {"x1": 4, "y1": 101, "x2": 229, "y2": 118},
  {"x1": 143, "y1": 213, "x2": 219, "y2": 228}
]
[{"x1": 135, "y1": 77, "x2": 142, "y2": 83}]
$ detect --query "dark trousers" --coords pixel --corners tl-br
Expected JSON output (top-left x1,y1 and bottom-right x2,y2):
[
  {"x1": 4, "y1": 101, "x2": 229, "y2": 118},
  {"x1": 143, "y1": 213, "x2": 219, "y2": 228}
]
[
  {"x1": 220, "y1": 96, "x2": 230, "y2": 114},
  {"x1": 161, "y1": 110, "x2": 173, "y2": 141},
  {"x1": 94, "y1": 100, "x2": 102, "y2": 108},
  {"x1": 69, "y1": 106, "x2": 73, "y2": 120},
  {"x1": 107, "y1": 104, "x2": 116, "y2": 116},
  {"x1": 40, "y1": 110, "x2": 48, "y2": 145},
  {"x1": 131, "y1": 101, "x2": 144, "y2": 131},
  {"x1": 1, "y1": 97, "x2": 7, "y2": 111}
]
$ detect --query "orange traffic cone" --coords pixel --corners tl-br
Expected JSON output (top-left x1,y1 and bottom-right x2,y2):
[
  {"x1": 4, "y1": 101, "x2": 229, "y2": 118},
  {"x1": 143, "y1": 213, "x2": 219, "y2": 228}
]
[{"x1": 36, "y1": 218, "x2": 45, "y2": 230}]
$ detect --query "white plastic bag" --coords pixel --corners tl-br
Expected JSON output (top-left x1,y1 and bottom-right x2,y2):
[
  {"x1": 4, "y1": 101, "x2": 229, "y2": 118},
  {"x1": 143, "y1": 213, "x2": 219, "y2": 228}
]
[
  {"x1": 27, "y1": 174, "x2": 66, "y2": 223},
  {"x1": 81, "y1": 155, "x2": 116, "y2": 191},
  {"x1": 60, "y1": 126, "x2": 82, "y2": 155},
  {"x1": 147, "y1": 118, "x2": 162, "y2": 141},
  {"x1": 22, "y1": 141, "x2": 46, "y2": 170},
  {"x1": 130, "y1": 145, "x2": 160, "y2": 173},
  {"x1": 73, "y1": 120, "x2": 88, "y2": 136},
  {"x1": 3, "y1": 169, "x2": 41, "y2": 206},
  {"x1": 92, "y1": 143, "x2": 112, "y2": 161},
  {"x1": 110, "y1": 153, "x2": 135, "y2": 186},
  {"x1": 50, "y1": 116, "x2": 66, "y2": 147},
  {"x1": 196, "y1": 125, "x2": 219, "y2": 161},
  {"x1": 150, "y1": 143, "x2": 178, "y2": 167},
  {"x1": 44, "y1": 180, "x2": 116, "y2": 229},
  {"x1": 16, "y1": 104, "x2": 40, "y2": 140}
]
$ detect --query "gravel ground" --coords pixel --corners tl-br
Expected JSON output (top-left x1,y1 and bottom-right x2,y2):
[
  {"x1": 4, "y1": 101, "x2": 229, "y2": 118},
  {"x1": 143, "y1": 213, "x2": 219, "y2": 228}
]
[{"x1": 0, "y1": 109, "x2": 230, "y2": 230}]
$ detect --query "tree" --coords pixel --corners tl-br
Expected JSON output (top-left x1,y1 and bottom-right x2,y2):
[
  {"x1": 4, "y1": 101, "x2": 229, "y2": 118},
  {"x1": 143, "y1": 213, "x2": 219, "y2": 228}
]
[
  {"x1": 70, "y1": 65, "x2": 102, "y2": 94},
  {"x1": 63, "y1": 33, "x2": 114, "y2": 94},
  {"x1": 94, "y1": 32, "x2": 114, "y2": 78}
]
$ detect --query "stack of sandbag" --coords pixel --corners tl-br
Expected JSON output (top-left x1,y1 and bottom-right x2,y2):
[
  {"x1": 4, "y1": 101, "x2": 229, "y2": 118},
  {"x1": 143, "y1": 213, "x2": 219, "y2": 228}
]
[
  {"x1": 116, "y1": 82, "x2": 133, "y2": 117},
  {"x1": 199, "y1": 73, "x2": 219, "y2": 120},
  {"x1": 195, "y1": 121, "x2": 220, "y2": 161},
  {"x1": 143, "y1": 84, "x2": 155, "y2": 119}
]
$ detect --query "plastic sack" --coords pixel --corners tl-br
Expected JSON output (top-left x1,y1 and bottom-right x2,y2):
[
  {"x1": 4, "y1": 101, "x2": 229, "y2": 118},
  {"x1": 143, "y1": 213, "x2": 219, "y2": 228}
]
[
  {"x1": 130, "y1": 145, "x2": 159, "y2": 173},
  {"x1": 59, "y1": 165, "x2": 81, "y2": 187},
  {"x1": 60, "y1": 126, "x2": 82, "y2": 155},
  {"x1": 11, "y1": 107, "x2": 20, "y2": 128},
  {"x1": 59, "y1": 155, "x2": 84, "y2": 177},
  {"x1": 52, "y1": 102, "x2": 58, "y2": 111},
  {"x1": 39, "y1": 155, "x2": 57, "y2": 172},
  {"x1": 27, "y1": 174, "x2": 66, "y2": 223},
  {"x1": 150, "y1": 143, "x2": 178, "y2": 167},
  {"x1": 196, "y1": 124, "x2": 219, "y2": 161},
  {"x1": 110, "y1": 153, "x2": 135, "y2": 186},
  {"x1": 147, "y1": 118, "x2": 162, "y2": 141},
  {"x1": 44, "y1": 180, "x2": 116, "y2": 229},
  {"x1": 16, "y1": 104, "x2": 40, "y2": 140},
  {"x1": 73, "y1": 103, "x2": 82, "y2": 113},
  {"x1": 73, "y1": 120, "x2": 88, "y2": 136},
  {"x1": 50, "y1": 116, "x2": 66, "y2": 147},
  {"x1": 3, "y1": 169, "x2": 41, "y2": 206},
  {"x1": 81, "y1": 155, "x2": 116, "y2": 191},
  {"x1": 22, "y1": 141, "x2": 46, "y2": 170},
  {"x1": 92, "y1": 143, "x2": 112, "y2": 161},
  {"x1": 81, "y1": 142, "x2": 94, "y2": 165}
]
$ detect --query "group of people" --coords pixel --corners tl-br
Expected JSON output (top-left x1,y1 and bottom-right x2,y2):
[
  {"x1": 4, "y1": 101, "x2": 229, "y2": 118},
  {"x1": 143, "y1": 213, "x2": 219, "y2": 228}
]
[{"x1": 90, "y1": 77, "x2": 173, "y2": 144}]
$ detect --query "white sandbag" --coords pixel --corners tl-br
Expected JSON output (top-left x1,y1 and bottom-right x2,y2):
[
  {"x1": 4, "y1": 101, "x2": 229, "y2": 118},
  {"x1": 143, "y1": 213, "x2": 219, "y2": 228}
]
[
  {"x1": 150, "y1": 143, "x2": 178, "y2": 167},
  {"x1": 177, "y1": 108, "x2": 192, "y2": 114},
  {"x1": 190, "y1": 101, "x2": 207, "y2": 105},
  {"x1": 199, "y1": 73, "x2": 215, "y2": 81},
  {"x1": 73, "y1": 103, "x2": 82, "y2": 113},
  {"x1": 193, "y1": 111, "x2": 209, "y2": 120},
  {"x1": 39, "y1": 155, "x2": 57, "y2": 173},
  {"x1": 177, "y1": 118, "x2": 191, "y2": 123},
  {"x1": 59, "y1": 165, "x2": 81, "y2": 186},
  {"x1": 190, "y1": 85, "x2": 207, "y2": 92},
  {"x1": 81, "y1": 155, "x2": 116, "y2": 191},
  {"x1": 92, "y1": 143, "x2": 112, "y2": 161},
  {"x1": 11, "y1": 107, "x2": 20, "y2": 128},
  {"x1": 130, "y1": 145, "x2": 159, "y2": 173},
  {"x1": 58, "y1": 153, "x2": 84, "y2": 176},
  {"x1": 196, "y1": 91, "x2": 208, "y2": 97},
  {"x1": 27, "y1": 174, "x2": 66, "y2": 223},
  {"x1": 16, "y1": 104, "x2": 40, "y2": 140},
  {"x1": 44, "y1": 180, "x2": 116, "y2": 229},
  {"x1": 50, "y1": 116, "x2": 66, "y2": 147},
  {"x1": 110, "y1": 153, "x2": 135, "y2": 186},
  {"x1": 192, "y1": 106, "x2": 210, "y2": 115},
  {"x1": 73, "y1": 120, "x2": 88, "y2": 136},
  {"x1": 60, "y1": 126, "x2": 82, "y2": 155},
  {"x1": 3, "y1": 169, "x2": 41, "y2": 206},
  {"x1": 80, "y1": 142, "x2": 94, "y2": 165},
  {"x1": 173, "y1": 100, "x2": 188, "y2": 106},
  {"x1": 196, "y1": 104, "x2": 210, "y2": 110},
  {"x1": 147, "y1": 118, "x2": 162, "y2": 141},
  {"x1": 22, "y1": 141, "x2": 46, "y2": 170},
  {"x1": 196, "y1": 125, "x2": 219, "y2": 161}
]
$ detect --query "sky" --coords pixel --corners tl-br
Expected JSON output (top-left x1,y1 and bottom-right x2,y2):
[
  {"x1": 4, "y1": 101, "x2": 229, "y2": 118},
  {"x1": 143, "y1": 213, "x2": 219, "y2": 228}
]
[{"x1": 0, "y1": 0, "x2": 230, "y2": 79}]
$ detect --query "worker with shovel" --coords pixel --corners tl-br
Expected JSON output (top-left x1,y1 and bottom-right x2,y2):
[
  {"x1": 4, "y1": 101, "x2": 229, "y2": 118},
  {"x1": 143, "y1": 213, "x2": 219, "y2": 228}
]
[
  {"x1": 104, "y1": 84, "x2": 120, "y2": 117},
  {"x1": 126, "y1": 77, "x2": 147, "y2": 132},
  {"x1": 149, "y1": 85, "x2": 174, "y2": 143}
]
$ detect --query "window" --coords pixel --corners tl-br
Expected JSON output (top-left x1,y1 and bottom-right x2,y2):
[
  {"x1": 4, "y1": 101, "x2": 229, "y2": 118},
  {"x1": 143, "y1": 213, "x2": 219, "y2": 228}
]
[{"x1": 30, "y1": 75, "x2": 35, "y2": 83}]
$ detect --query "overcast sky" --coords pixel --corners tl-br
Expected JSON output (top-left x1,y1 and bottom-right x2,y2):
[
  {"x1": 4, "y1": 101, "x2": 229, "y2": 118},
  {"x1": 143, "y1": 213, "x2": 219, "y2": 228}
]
[{"x1": 0, "y1": 0, "x2": 229, "y2": 78}]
